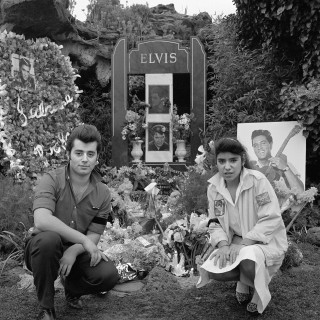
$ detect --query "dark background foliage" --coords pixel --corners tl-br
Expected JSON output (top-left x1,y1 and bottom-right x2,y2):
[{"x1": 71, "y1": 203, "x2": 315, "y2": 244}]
[
  {"x1": 234, "y1": 0, "x2": 320, "y2": 80},
  {"x1": 199, "y1": 15, "x2": 299, "y2": 139},
  {"x1": 76, "y1": 67, "x2": 112, "y2": 166},
  {"x1": 231, "y1": 0, "x2": 320, "y2": 185}
]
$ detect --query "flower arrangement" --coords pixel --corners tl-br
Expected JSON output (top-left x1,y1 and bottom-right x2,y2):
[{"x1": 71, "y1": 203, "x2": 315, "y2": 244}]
[
  {"x1": 274, "y1": 179, "x2": 318, "y2": 231},
  {"x1": 274, "y1": 180, "x2": 318, "y2": 206},
  {"x1": 121, "y1": 95, "x2": 148, "y2": 142},
  {"x1": 0, "y1": 31, "x2": 81, "y2": 179},
  {"x1": 171, "y1": 104, "x2": 195, "y2": 142},
  {"x1": 162, "y1": 215, "x2": 209, "y2": 274}
]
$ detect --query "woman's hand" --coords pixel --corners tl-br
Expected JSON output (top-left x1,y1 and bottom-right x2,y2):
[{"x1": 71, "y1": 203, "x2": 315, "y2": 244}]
[
  {"x1": 210, "y1": 246, "x2": 230, "y2": 269},
  {"x1": 229, "y1": 244, "x2": 244, "y2": 264}
]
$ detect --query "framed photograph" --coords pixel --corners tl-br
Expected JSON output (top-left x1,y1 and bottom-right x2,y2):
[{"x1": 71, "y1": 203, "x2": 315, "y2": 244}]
[
  {"x1": 11, "y1": 54, "x2": 36, "y2": 90},
  {"x1": 237, "y1": 121, "x2": 306, "y2": 190},
  {"x1": 148, "y1": 85, "x2": 170, "y2": 114},
  {"x1": 146, "y1": 122, "x2": 172, "y2": 162},
  {"x1": 145, "y1": 74, "x2": 173, "y2": 163},
  {"x1": 147, "y1": 122, "x2": 170, "y2": 151}
]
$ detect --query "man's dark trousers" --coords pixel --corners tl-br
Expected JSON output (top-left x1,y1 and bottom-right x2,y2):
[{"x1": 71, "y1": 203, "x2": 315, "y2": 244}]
[{"x1": 24, "y1": 231, "x2": 119, "y2": 309}]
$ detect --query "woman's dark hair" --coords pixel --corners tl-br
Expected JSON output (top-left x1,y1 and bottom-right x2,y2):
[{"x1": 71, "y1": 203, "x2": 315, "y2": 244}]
[
  {"x1": 66, "y1": 124, "x2": 102, "y2": 154},
  {"x1": 214, "y1": 137, "x2": 251, "y2": 168}
]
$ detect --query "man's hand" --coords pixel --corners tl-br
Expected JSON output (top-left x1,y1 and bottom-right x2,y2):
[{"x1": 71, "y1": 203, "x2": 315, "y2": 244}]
[
  {"x1": 59, "y1": 248, "x2": 78, "y2": 277},
  {"x1": 269, "y1": 154, "x2": 287, "y2": 171},
  {"x1": 210, "y1": 245, "x2": 230, "y2": 269},
  {"x1": 82, "y1": 237, "x2": 108, "y2": 267}
]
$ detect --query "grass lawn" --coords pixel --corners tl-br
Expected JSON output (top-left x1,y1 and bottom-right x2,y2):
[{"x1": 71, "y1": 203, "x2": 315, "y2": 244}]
[{"x1": 0, "y1": 242, "x2": 319, "y2": 320}]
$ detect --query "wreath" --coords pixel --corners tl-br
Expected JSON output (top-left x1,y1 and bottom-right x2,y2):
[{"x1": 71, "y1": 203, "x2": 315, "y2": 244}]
[{"x1": 0, "y1": 31, "x2": 81, "y2": 180}]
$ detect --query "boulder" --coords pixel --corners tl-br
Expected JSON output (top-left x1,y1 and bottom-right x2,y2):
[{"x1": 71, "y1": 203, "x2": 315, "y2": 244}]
[
  {"x1": 0, "y1": 0, "x2": 76, "y2": 38},
  {"x1": 0, "y1": 0, "x2": 212, "y2": 87},
  {"x1": 0, "y1": 0, "x2": 116, "y2": 86}
]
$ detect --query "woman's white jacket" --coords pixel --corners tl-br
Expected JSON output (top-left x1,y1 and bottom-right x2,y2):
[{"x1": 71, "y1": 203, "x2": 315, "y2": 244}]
[{"x1": 207, "y1": 168, "x2": 288, "y2": 266}]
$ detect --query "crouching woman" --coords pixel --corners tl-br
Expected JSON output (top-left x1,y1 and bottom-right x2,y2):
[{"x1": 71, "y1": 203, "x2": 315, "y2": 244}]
[{"x1": 197, "y1": 138, "x2": 288, "y2": 314}]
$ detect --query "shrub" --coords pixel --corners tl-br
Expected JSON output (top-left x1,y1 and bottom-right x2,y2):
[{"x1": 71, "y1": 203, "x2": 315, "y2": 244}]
[
  {"x1": 199, "y1": 15, "x2": 298, "y2": 139},
  {"x1": 234, "y1": 0, "x2": 320, "y2": 79},
  {"x1": 77, "y1": 77, "x2": 112, "y2": 166},
  {"x1": 177, "y1": 167, "x2": 215, "y2": 215},
  {"x1": 0, "y1": 176, "x2": 33, "y2": 253},
  {"x1": 279, "y1": 79, "x2": 320, "y2": 184},
  {"x1": 280, "y1": 78, "x2": 320, "y2": 151}
]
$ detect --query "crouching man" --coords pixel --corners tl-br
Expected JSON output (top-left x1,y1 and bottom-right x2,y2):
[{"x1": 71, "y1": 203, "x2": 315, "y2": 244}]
[{"x1": 24, "y1": 124, "x2": 119, "y2": 320}]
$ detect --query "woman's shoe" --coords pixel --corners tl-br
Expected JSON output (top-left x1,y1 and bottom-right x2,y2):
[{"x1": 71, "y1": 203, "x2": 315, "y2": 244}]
[
  {"x1": 247, "y1": 302, "x2": 259, "y2": 314},
  {"x1": 236, "y1": 291, "x2": 251, "y2": 305}
]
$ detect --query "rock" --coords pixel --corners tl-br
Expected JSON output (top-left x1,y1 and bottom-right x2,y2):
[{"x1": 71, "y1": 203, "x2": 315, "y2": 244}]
[
  {"x1": 0, "y1": 0, "x2": 75, "y2": 38},
  {"x1": 17, "y1": 273, "x2": 35, "y2": 291},
  {"x1": 111, "y1": 280, "x2": 145, "y2": 296},
  {"x1": 0, "y1": 0, "x2": 213, "y2": 87},
  {"x1": 150, "y1": 4, "x2": 177, "y2": 14},
  {"x1": 306, "y1": 227, "x2": 320, "y2": 246},
  {"x1": 0, "y1": 0, "x2": 114, "y2": 86}
]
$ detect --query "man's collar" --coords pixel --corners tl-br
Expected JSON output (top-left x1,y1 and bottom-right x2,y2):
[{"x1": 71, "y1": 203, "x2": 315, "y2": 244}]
[{"x1": 65, "y1": 164, "x2": 102, "y2": 185}]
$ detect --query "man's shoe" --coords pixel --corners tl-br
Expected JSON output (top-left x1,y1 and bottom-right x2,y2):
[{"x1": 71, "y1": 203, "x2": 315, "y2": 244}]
[
  {"x1": 60, "y1": 276, "x2": 83, "y2": 309},
  {"x1": 65, "y1": 291, "x2": 83, "y2": 309},
  {"x1": 37, "y1": 307, "x2": 56, "y2": 320}
]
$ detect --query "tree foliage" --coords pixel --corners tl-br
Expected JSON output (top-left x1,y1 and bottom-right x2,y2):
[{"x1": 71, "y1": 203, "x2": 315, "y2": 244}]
[
  {"x1": 233, "y1": 1, "x2": 320, "y2": 178},
  {"x1": 279, "y1": 78, "x2": 320, "y2": 181},
  {"x1": 234, "y1": 0, "x2": 320, "y2": 80},
  {"x1": 77, "y1": 76, "x2": 112, "y2": 166},
  {"x1": 199, "y1": 15, "x2": 298, "y2": 139}
]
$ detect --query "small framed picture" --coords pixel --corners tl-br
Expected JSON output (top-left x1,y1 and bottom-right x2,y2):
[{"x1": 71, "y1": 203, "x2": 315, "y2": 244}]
[
  {"x1": 11, "y1": 53, "x2": 36, "y2": 90},
  {"x1": 214, "y1": 199, "x2": 225, "y2": 216}
]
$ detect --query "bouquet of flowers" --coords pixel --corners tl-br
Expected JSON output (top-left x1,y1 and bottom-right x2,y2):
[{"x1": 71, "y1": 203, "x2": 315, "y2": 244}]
[
  {"x1": 162, "y1": 216, "x2": 209, "y2": 274},
  {"x1": 121, "y1": 96, "x2": 148, "y2": 141},
  {"x1": 273, "y1": 180, "x2": 318, "y2": 208},
  {"x1": 121, "y1": 110, "x2": 147, "y2": 141},
  {"x1": 171, "y1": 105, "x2": 195, "y2": 142},
  {"x1": 274, "y1": 179, "x2": 318, "y2": 231}
]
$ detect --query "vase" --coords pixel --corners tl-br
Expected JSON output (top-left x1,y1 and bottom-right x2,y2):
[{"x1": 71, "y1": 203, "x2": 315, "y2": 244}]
[
  {"x1": 131, "y1": 140, "x2": 143, "y2": 163},
  {"x1": 175, "y1": 139, "x2": 187, "y2": 162}
]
